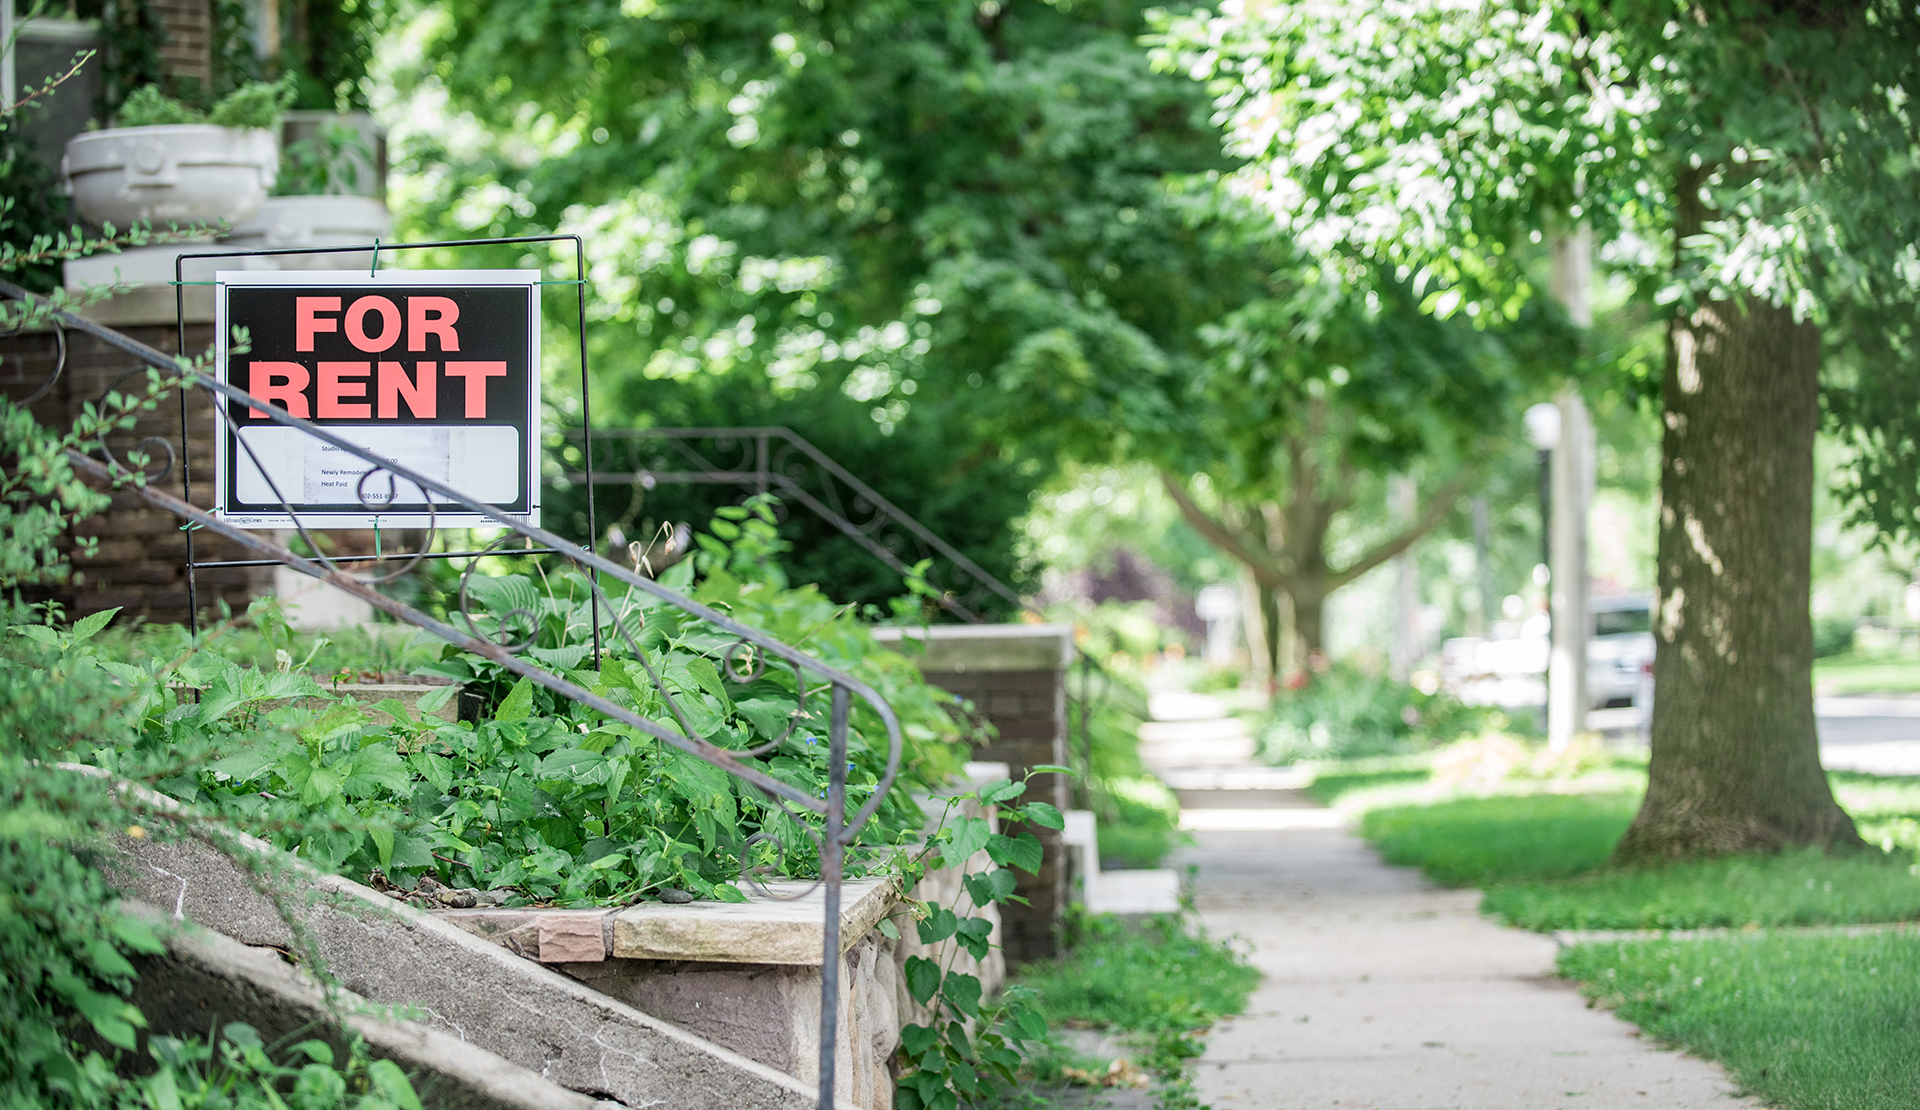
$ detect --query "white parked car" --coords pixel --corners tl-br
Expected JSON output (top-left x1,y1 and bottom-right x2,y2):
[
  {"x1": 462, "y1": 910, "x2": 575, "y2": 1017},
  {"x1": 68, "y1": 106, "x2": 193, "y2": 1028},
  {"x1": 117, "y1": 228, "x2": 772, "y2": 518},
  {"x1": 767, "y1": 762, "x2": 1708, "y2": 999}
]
[{"x1": 1589, "y1": 593, "x2": 1655, "y2": 709}]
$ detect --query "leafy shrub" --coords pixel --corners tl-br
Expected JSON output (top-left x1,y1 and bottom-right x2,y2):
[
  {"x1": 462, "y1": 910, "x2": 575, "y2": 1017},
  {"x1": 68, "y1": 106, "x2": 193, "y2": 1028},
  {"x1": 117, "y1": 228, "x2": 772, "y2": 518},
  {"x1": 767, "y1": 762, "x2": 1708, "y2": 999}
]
[
  {"x1": 1257, "y1": 662, "x2": 1506, "y2": 764},
  {"x1": 100, "y1": 597, "x2": 439, "y2": 684},
  {"x1": 116, "y1": 76, "x2": 293, "y2": 129},
  {"x1": 116, "y1": 85, "x2": 206, "y2": 127},
  {"x1": 1814, "y1": 616, "x2": 1857, "y2": 659},
  {"x1": 93, "y1": 502, "x2": 977, "y2": 905},
  {"x1": 277, "y1": 121, "x2": 372, "y2": 196}
]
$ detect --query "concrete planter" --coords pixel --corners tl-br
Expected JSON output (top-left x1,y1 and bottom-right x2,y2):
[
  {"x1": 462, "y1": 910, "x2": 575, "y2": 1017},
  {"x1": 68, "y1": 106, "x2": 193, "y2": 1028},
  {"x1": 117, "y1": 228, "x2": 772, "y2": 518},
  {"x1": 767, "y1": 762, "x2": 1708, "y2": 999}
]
[
  {"x1": 62, "y1": 124, "x2": 279, "y2": 230},
  {"x1": 221, "y1": 194, "x2": 392, "y2": 269},
  {"x1": 435, "y1": 765, "x2": 1012, "y2": 1110}
]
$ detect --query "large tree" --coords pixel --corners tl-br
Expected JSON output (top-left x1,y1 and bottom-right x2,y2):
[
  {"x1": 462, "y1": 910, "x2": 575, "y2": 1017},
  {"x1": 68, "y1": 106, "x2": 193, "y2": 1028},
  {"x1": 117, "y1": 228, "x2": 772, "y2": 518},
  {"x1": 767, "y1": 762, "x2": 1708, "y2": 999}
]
[
  {"x1": 396, "y1": 0, "x2": 1245, "y2": 610},
  {"x1": 1148, "y1": 248, "x2": 1567, "y2": 676},
  {"x1": 1157, "y1": 0, "x2": 1920, "y2": 856}
]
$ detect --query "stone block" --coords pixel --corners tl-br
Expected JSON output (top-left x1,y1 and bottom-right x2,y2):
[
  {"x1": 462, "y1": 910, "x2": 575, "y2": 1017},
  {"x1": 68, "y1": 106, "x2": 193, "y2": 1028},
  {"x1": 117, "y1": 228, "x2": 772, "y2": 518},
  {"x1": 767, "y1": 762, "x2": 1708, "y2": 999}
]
[{"x1": 611, "y1": 877, "x2": 900, "y2": 964}]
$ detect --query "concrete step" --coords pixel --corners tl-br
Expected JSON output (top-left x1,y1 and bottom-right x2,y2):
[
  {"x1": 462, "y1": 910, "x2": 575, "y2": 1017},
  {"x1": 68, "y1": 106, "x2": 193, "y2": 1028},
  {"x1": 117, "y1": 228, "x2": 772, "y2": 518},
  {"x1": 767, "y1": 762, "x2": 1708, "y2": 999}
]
[
  {"x1": 112, "y1": 814, "x2": 859, "y2": 1110},
  {"x1": 1175, "y1": 787, "x2": 1321, "y2": 810},
  {"x1": 124, "y1": 900, "x2": 612, "y2": 1110}
]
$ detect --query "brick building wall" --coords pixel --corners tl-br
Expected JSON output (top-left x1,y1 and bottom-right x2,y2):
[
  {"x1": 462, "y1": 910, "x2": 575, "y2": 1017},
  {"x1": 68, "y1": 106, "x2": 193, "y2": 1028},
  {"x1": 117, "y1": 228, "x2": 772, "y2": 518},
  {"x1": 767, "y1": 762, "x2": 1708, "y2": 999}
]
[
  {"x1": 874, "y1": 624, "x2": 1073, "y2": 963},
  {"x1": 1, "y1": 319, "x2": 274, "y2": 623},
  {"x1": 153, "y1": 0, "x2": 213, "y2": 87}
]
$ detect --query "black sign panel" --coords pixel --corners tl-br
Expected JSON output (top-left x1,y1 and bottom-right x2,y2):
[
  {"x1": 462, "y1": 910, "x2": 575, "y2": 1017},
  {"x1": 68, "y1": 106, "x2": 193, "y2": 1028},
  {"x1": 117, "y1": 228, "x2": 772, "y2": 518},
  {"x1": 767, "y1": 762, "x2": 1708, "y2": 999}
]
[{"x1": 213, "y1": 271, "x2": 540, "y2": 529}]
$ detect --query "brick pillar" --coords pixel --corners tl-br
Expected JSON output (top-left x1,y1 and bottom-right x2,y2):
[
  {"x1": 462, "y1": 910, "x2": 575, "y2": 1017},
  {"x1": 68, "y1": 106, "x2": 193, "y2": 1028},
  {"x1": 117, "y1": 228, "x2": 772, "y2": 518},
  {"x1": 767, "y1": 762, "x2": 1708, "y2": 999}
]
[{"x1": 873, "y1": 624, "x2": 1073, "y2": 963}]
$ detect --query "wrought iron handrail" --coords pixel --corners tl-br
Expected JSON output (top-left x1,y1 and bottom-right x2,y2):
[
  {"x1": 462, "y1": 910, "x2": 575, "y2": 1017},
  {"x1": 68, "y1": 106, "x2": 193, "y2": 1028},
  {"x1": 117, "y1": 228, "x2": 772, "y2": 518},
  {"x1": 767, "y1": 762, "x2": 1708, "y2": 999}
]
[
  {"x1": 568, "y1": 426, "x2": 1028, "y2": 623},
  {"x1": 1, "y1": 277, "x2": 888, "y2": 1110}
]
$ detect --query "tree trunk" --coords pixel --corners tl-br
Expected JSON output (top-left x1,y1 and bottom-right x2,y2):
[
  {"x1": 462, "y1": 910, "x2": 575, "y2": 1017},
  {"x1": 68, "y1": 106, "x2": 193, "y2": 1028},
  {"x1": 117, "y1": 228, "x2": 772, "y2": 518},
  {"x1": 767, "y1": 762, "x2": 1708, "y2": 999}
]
[
  {"x1": 1288, "y1": 585, "x2": 1327, "y2": 671},
  {"x1": 1613, "y1": 294, "x2": 1861, "y2": 860}
]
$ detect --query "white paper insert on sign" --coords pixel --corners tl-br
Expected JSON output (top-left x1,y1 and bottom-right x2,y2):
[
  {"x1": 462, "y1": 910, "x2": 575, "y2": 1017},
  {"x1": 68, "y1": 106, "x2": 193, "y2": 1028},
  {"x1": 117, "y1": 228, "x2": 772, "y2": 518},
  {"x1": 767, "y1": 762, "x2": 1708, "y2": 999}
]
[{"x1": 233, "y1": 425, "x2": 521, "y2": 506}]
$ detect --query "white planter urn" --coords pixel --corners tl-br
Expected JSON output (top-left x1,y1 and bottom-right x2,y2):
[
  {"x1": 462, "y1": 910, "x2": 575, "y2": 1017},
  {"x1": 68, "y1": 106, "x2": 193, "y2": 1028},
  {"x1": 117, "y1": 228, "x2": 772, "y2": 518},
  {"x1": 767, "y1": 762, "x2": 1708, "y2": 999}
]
[
  {"x1": 221, "y1": 195, "x2": 392, "y2": 269},
  {"x1": 62, "y1": 125, "x2": 279, "y2": 233}
]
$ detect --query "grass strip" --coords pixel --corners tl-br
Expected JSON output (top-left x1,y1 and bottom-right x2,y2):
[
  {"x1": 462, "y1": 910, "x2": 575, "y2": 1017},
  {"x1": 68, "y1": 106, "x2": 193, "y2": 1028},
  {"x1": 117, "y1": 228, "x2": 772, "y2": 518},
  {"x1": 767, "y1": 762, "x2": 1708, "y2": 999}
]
[
  {"x1": 1487, "y1": 848, "x2": 1920, "y2": 931},
  {"x1": 1019, "y1": 913, "x2": 1259, "y2": 1035},
  {"x1": 1358, "y1": 785, "x2": 1920, "y2": 931},
  {"x1": 1017, "y1": 913, "x2": 1260, "y2": 1108},
  {"x1": 1360, "y1": 793, "x2": 1638, "y2": 885},
  {"x1": 1559, "y1": 932, "x2": 1920, "y2": 1110}
]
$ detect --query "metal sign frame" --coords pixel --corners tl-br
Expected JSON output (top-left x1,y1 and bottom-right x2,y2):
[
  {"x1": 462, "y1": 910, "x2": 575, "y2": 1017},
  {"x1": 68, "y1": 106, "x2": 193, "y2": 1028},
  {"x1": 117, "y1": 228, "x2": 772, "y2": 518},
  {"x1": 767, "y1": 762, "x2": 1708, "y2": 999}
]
[
  {"x1": 173, "y1": 235, "x2": 598, "y2": 648},
  {"x1": 211, "y1": 267, "x2": 543, "y2": 530}
]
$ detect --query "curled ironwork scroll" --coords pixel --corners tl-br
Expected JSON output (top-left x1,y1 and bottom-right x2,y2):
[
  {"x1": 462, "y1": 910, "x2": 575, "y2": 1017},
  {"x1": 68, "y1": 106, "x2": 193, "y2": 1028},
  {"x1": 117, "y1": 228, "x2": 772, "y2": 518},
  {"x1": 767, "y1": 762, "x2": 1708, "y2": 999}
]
[{"x1": 1, "y1": 276, "x2": 887, "y2": 1110}]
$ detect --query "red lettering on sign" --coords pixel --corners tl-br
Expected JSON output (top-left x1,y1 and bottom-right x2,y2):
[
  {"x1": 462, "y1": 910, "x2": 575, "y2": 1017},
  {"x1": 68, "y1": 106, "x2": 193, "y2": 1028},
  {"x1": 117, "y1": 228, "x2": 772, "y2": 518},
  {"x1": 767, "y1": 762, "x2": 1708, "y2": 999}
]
[
  {"x1": 379, "y1": 361, "x2": 436, "y2": 419},
  {"x1": 443, "y1": 361, "x2": 506, "y2": 418},
  {"x1": 346, "y1": 296, "x2": 402, "y2": 353},
  {"x1": 295, "y1": 297, "x2": 340, "y2": 352},
  {"x1": 247, "y1": 362, "x2": 311, "y2": 419},
  {"x1": 407, "y1": 297, "x2": 460, "y2": 352},
  {"x1": 317, "y1": 361, "x2": 372, "y2": 418}
]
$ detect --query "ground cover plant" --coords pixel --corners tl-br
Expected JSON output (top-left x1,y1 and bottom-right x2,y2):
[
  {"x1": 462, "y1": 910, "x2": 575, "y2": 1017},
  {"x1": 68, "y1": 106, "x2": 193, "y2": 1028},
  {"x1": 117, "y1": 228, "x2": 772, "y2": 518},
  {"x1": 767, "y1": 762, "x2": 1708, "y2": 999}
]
[
  {"x1": 1560, "y1": 933, "x2": 1920, "y2": 1110},
  {"x1": 87, "y1": 502, "x2": 981, "y2": 906},
  {"x1": 890, "y1": 772, "x2": 1064, "y2": 1110},
  {"x1": 1017, "y1": 913, "x2": 1259, "y2": 1109}
]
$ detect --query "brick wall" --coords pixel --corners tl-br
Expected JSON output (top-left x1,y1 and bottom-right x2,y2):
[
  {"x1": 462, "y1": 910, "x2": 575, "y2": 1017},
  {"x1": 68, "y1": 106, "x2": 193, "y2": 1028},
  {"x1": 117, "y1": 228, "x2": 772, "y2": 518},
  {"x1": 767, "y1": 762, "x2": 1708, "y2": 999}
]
[
  {"x1": 153, "y1": 0, "x2": 213, "y2": 88},
  {"x1": 873, "y1": 625, "x2": 1074, "y2": 963},
  {"x1": 1, "y1": 321, "x2": 274, "y2": 623}
]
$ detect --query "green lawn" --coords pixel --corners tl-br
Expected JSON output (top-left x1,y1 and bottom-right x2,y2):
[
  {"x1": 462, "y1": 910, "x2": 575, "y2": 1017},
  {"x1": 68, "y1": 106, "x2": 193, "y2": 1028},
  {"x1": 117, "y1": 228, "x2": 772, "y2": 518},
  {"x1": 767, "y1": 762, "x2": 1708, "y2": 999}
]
[
  {"x1": 1560, "y1": 933, "x2": 1920, "y2": 1110},
  {"x1": 1361, "y1": 793, "x2": 1638, "y2": 886},
  {"x1": 1488, "y1": 847, "x2": 1920, "y2": 931},
  {"x1": 1815, "y1": 650, "x2": 1920, "y2": 695},
  {"x1": 1351, "y1": 773, "x2": 1920, "y2": 931}
]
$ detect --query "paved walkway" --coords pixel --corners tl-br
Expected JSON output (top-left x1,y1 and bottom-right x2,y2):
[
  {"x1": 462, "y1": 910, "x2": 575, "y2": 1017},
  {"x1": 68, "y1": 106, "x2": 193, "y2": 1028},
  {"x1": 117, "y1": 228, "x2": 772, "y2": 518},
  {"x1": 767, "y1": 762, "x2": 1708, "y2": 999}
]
[{"x1": 1142, "y1": 692, "x2": 1757, "y2": 1110}]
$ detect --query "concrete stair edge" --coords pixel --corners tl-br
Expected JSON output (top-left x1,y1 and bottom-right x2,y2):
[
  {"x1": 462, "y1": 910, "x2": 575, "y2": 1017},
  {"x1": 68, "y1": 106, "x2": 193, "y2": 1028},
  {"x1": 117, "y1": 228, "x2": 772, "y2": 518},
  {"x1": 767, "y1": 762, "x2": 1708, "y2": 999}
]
[
  {"x1": 105, "y1": 800, "x2": 867, "y2": 1109},
  {"x1": 123, "y1": 898, "x2": 617, "y2": 1110}
]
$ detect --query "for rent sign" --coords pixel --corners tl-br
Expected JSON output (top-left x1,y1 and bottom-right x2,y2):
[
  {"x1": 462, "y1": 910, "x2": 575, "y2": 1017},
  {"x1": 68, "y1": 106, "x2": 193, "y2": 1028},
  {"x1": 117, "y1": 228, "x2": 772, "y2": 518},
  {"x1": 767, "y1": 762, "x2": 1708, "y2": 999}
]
[{"x1": 213, "y1": 270, "x2": 540, "y2": 529}]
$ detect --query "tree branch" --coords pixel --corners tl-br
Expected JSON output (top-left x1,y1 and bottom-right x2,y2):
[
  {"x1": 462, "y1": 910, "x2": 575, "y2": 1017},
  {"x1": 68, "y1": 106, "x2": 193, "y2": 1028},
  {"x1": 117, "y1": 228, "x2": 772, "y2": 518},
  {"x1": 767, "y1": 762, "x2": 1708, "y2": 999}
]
[
  {"x1": 1327, "y1": 471, "x2": 1476, "y2": 590},
  {"x1": 1158, "y1": 471, "x2": 1284, "y2": 583}
]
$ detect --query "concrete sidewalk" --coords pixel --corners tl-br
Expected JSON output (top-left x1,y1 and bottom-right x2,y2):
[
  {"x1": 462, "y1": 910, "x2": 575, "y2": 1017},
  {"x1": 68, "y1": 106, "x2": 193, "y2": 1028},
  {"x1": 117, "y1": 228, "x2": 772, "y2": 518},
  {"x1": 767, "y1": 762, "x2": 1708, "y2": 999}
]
[{"x1": 1144, "y1": 692, "x2": 1757, "y2": 1110}]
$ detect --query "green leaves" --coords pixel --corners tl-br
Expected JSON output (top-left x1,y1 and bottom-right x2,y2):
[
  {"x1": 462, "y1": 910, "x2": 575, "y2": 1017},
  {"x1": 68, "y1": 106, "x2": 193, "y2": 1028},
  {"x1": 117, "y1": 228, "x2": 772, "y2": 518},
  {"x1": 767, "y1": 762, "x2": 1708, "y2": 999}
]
[
  {"x1": 917, "y1": 906, "x2": 959, "y2": 944},
  {"x1": 986, "y1": 832, "x2": 1043, "y2": 874},
  {"x1": 977, "y1": 778, "x2": 1026, "y2": 805},
  {"x1": 495, "y1": 676, "x2": 535, "y2": 723},
  {"x1": 905, "y1": 956, "x2": 943, "y2": 1005},
  {"x1": 945, "y1": 816, "x2": 992, "y2": 864},
  {"x1": 1020, "y1": 802, "x2": 1065, "y2": 831},
  {"x1": 69, "y1": 606, "x2": 120, "y2": 643},
  {"x1": 964, "y1": 869, "x2": 1018, "y2": 907}
]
